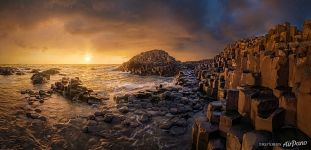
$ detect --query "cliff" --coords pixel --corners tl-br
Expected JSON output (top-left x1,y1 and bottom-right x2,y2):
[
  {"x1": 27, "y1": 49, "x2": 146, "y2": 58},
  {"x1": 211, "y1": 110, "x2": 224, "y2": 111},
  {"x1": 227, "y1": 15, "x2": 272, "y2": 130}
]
[
  {"x1": 118, "y1": 49, "x2": 181, "y2": 77},
  {"x1": 192, "y1": 20, "x2": 311, "y2": 149}
]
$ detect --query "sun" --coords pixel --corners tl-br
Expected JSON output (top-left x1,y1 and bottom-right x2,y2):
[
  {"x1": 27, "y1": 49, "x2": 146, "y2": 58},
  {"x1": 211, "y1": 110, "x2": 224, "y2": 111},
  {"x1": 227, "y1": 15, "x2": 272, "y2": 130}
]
[{"x1": 84, "y1": 54, "x2": 92, "y2": 63}]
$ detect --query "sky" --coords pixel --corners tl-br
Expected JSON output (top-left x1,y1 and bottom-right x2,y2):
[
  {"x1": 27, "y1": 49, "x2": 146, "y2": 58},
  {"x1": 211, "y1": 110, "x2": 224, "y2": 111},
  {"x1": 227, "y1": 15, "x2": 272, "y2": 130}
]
[{"x1": 0, "y1": 0, "x2": 310, "y2": 64}]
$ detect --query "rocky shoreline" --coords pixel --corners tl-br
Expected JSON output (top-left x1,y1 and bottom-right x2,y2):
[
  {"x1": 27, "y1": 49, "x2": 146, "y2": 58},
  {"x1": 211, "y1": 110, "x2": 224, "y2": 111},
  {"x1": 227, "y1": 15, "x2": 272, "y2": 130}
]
[{"x1": 16, "y1": 67, "x2": 208, "y2": 149}]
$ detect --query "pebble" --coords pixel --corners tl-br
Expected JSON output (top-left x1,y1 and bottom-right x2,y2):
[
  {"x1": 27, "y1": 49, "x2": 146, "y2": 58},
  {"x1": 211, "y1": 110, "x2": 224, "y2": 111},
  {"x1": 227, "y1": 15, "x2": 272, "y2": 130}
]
[{"x1": 35, "y1": 109, "x2": 42, "y2": 113}]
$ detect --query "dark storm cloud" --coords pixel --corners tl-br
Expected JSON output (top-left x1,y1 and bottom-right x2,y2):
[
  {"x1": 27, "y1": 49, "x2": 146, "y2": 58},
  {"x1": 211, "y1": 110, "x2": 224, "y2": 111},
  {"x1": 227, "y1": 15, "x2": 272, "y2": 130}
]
[{"x1": 0, "y1": 0, "x2": 311, "y2": 62}]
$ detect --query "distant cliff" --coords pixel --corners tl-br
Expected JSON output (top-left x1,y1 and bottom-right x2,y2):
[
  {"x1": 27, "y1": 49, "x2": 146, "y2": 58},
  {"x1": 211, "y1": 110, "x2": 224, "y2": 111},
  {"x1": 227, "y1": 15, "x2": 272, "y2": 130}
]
[{"x1": 118, "y1": 49, "x2": 182, "y2": 77}]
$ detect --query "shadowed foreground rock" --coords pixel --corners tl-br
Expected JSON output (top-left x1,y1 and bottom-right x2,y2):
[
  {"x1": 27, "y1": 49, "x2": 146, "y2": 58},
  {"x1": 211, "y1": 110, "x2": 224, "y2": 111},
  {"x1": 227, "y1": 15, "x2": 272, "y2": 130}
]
[
  {"x1": 118, "y1": 49, "x2": 181, "y2": 77},
  {"x1": 192, "y1": 20, "x2": 311, "y2": 150}
]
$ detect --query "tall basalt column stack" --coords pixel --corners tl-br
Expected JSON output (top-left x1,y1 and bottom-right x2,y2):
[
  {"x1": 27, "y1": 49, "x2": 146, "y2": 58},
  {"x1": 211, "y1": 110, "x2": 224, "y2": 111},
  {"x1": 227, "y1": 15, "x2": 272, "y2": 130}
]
[{"x1": 193, "y1": 20, "x2": 311, "y2": 150}]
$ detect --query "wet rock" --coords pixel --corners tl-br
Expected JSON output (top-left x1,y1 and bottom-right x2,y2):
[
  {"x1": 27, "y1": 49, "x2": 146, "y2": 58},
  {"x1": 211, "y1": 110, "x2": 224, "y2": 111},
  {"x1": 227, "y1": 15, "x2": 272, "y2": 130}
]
[
  {"x1": 139, "y1": 114, "x2": 151, "y2": 123},
  {"x1": 34, "y1": 109, "x2": 42, "y2": 113},
  {"x1": 175, "y1": 118, "x2": 187, "y2": 127},
  {"x1": 21, "y1": 90, "x2": 27, "y2": 94},
  {"x1": 51, "y1": 77, "x2": 105, "y2": 105},
  {"x1": 87, "y1": 97, "x2": 101, "y2": 105},
  {"x1": 39, "y1": 90, "x2": 46, "y2": 96},
  {"x1": 31, "y1": 72, "x2": 50, "y2": 84},
  {"x1": 122, "y1": 119, "x2": 139, "y2": 128},
  {"x1": 119, "y1": 106, "x2": 129, "y2": 113},
  {"x1": 160, "y1": 91, "x2": 172, "y2": 101},
  {"x1": 94, "y1": 111, "x2": 105, "y2": 117},
  {"x1": 95, "y1": 116, "x2": 106, "y2": 122},
  {"x1": 30, "y1": 69, "x2": 40, "y2": 73},
  {"x1": 170, "y1": 108, "x2": 178, "y2": 114},
  {"x1": 147, "y1": 110, "x2": 159, "y2": 116},
  {"x1": 15, "y1": 71, "x2": 25, "y2": 75},
  {"x1": 88, "y1": 115, "x2": 95, "y2": 120},
  {"x1": 135, "y1": 92, "x2": 152, "y2": 99},
  {"x1": 103, "y1": 114, "x2": 114, "y2": 123},
  {"x1": 159, "y1": 119, "x2": 174, "y2": 129},
  {"x1": 26, "y1": 112, "x2": 46, "y2": 121},
  {"x1": 146, "y1": 103, "x2": 153, "y2": 108},
  {"x1": 83, "y1": 126, "x2": 104, "y2": 133},
  {"x1": 193, "y1": 103, "x2": 202, "y2": 110},
  {"x1": 165, "y1": 113, "x2": 174, "y2": 118},
  {"x1": 38, "y1": 116, "x2": 47, "y2": 121},
  {"x1": 0, "y1": 67, "x2": 17, "y2": 75},
  {"x1": 26, "y1": 112, "x2": 39, "y2": 119},
  {"x1": 169, "y1": 126, "x2": 186, "y2": 136},
  {"x1": 87, "y1": 120, "x2": 98, "y2": 126},
  {"x1": 41, "y1": 68, "x2": 60, "y2": 75}
]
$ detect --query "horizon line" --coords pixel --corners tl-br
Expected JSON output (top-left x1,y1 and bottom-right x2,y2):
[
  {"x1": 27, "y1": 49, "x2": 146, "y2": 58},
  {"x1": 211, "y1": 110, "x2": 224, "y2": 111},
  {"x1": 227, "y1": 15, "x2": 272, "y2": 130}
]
[{"x1": 0, "y1": 63, "x2": 122, "y2": 65}]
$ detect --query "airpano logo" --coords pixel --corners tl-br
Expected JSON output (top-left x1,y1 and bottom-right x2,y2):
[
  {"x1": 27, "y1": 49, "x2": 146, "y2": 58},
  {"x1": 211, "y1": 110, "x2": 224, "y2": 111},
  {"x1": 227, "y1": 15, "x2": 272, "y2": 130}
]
[{"x1": 282, "y1": 140, "x2": 308, "y2": 148}]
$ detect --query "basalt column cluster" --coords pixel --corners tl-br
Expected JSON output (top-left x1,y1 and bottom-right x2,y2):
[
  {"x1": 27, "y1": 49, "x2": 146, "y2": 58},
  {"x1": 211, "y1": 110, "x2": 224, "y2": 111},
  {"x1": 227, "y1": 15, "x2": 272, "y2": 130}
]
[{"x1": 192, "y1": 20, "x2": 311, "y2": 149}]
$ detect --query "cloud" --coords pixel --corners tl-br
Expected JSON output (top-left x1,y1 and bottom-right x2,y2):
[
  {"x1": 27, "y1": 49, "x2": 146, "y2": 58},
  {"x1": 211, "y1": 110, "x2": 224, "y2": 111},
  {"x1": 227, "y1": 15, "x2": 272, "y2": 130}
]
[{"x1": 0, "y1": 0, "x2": 310, "y2": 63}]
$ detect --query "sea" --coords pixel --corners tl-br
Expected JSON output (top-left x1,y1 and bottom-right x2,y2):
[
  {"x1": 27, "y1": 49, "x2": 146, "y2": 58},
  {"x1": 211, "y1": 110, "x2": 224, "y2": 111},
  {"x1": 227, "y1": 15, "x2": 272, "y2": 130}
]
[{"x1": 0, "y1": 64, "x2": 177, "y2": 149}]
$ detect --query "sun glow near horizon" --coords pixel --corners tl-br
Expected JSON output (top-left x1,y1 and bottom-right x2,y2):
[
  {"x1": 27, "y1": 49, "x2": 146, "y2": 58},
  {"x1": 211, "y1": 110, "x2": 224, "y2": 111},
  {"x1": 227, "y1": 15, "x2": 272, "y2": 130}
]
[
  {"x1": 80, "y1": 53, "x2": 129, "y2": 64},
  {"x1": 84, "y1": 54, "x2": 92, "y2": 63}
]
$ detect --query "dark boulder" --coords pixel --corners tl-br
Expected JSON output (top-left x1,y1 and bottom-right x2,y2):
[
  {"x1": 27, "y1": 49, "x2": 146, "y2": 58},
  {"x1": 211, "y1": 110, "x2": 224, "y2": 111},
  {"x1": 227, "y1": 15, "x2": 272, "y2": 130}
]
[
  {"x1": 30, "y1": 68, "x2": 60, "y2": 84},
  {"x1": 0, "y1": 67, "x2": 18, "y2": 75},
  {"x1": 41, "y1": 68, "x2": 60, "y2": 75},
  {"x1": 31, "y1": 73, "x2": 50, "y2": 84}
]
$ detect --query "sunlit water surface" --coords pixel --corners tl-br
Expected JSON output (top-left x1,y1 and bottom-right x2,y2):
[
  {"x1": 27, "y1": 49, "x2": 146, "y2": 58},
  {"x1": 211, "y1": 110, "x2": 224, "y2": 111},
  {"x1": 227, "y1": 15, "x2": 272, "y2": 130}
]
[{"x1": 0, "y1": 65, "x2": 173, "y2": 126}]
